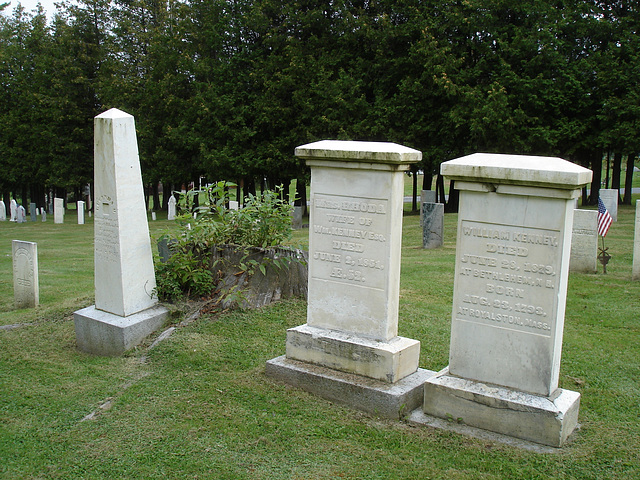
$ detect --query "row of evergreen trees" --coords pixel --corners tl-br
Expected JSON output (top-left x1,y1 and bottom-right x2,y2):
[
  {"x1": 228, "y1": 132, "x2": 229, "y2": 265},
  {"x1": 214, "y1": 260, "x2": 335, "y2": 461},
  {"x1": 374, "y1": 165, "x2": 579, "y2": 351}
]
[{"x1": 1, "y1": 0, "x2": 638, "y2": 212}]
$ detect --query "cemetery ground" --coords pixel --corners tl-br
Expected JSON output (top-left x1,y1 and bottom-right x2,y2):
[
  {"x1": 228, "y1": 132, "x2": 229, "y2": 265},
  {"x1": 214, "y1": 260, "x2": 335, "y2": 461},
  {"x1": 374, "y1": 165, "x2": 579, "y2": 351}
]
[{"x1": 1, "y1": 203, "x2": 639, "y2": 479}]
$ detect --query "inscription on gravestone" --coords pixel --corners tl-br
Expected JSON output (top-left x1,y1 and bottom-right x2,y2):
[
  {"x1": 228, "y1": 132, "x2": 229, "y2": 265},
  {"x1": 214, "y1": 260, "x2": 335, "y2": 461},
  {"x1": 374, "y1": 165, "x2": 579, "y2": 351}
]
[
  {"x1": 13, "y1": 240, "x2": 39, "y2": 308},
  {"x1": 454, "y1": 222, "x2": 559, "y2": 338}
]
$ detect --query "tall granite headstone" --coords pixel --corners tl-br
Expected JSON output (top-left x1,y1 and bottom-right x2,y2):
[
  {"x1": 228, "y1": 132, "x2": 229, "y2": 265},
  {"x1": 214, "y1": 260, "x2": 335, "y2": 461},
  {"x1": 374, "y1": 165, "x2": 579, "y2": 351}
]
[
  {"x1": 30, "y1": 203, "x2": 37, "y2": 222},
  {"x1": 599, "y1": 189, "x2": 618, "y2": 222},
  {"x1": 74, "y1": 108, "x2": 168, "y2": 356},
  {"x1": 13, "y1": 240, "x2": 39, "y2": 308},
  {"x1": 569, "y1": 209, "x2": 598, "y2": 273},
  {"x1": 54, "y1": 198, "x2": 64, "y2": 224},
  {"x1": 422, "y1": 202, "x2": 444, "y2": 249},
  {"x1": 633, "y1": 200, "x2": 640, "y2": 281},
  {"x1": 266, "y1": 140, "x2": 433, "y2": 419},
  {"x1": 423, "y1": 153, "x2": 592, "y2": 447}
]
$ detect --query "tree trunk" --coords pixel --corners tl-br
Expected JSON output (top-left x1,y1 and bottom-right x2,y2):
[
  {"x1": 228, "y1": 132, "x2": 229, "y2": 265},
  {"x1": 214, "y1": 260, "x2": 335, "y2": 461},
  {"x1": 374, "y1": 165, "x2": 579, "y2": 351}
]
[
  {"x1": 445, "y1": 180, "x2": 459, "y2": 213},
  {"x1": 296, "y1": 177, "x2": 307, "y2": 216},
  {"x1": 152, "y1": 182, "x2": 160, "y2": 211},
  {"x1": 436, "y1": 174, "x2": 446, "y2": 204},
  {"x1": 612, "y1": 152, "x2": 622, "y2": 202},
  {"x1": 422, "y1": 168, "x2": 433, "y2": 191},
  {"x1": 605, "y1": 151, "x2": 611, "y2": 189},
  {"x1": 161, "y1": 182, "x2": 170, "y2": 211},
  {"x1": 411, "y1": 167, "x2": 418, "y2": 212},
  {"x1": 623, "y1": 153, "x2": 636, "y2": 205},
  {"x1": 589, "y1": 152, "x2": 603, "y2": 205}
]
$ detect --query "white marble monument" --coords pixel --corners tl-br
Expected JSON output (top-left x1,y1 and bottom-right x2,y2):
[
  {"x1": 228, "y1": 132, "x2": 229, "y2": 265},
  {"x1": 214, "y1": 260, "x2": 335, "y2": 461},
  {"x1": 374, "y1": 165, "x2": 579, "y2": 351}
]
[
  {"x1": 9, "y1": 199, "x2": 17, "y2": 222},
  {"x1": 423, "y1": 153, "x2": 592, "y2": 447},
  {"x1": 569, "y1": 209, "x2": 598, "y2": 273},
  {"x1": 54, "y1": 198, "x2": 64, "y2": 224},
  {"x1": 77, "y1": 201, "x2": 85, "y2": 225},
  {"x1": 167, "y1": 195, "x2": 177, "y2": 220},
  {"x1": 0, "y1": 200, "x2": 5, "y2": 221},
  {"x1": 266, "y1": 140, "x2": 433, "y2": 419},
  {"x1": 74, "y1": 108, "x2": 168, "y2": 356},
  {"x1": 599, "y1": 189, "x2": 618, "y2": 222},
  {"x1": 13, "y1": 240, "x2": 39, "y2": 308}
]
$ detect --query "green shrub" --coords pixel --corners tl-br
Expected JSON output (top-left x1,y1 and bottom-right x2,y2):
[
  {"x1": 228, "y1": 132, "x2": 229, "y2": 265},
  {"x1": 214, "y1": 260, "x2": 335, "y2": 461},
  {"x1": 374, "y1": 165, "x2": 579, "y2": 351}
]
[{"x1": 155, "y1": 182, "x2": 294, "y2": 301}]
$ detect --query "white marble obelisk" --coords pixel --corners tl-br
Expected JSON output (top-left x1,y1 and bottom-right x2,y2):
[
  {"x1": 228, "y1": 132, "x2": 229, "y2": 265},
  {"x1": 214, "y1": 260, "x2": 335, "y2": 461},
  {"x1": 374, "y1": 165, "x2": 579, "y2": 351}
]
[{"x1": 74, "y1": 108, "x2": 168, "y2": 355}]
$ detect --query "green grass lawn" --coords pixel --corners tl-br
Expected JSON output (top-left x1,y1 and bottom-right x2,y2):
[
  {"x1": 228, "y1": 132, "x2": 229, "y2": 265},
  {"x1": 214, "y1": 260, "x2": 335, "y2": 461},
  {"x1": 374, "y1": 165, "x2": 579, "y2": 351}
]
[{"x1": 0, "y1": 203, "x2": 639, "y2": 479}]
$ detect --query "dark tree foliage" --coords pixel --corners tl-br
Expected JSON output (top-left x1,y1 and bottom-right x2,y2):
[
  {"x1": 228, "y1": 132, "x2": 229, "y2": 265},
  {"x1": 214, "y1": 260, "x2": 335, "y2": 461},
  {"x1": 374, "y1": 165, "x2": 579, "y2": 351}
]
[{"x1": 0, "y1": 0, "x2": 638, "y2": 210}]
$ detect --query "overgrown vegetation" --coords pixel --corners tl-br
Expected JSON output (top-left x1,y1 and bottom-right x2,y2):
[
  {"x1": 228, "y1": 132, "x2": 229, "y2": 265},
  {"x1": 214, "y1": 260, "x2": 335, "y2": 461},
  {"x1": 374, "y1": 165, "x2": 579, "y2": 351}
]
[{"x1": 154, "y1": 183, "x2": 296, "y2": 301}]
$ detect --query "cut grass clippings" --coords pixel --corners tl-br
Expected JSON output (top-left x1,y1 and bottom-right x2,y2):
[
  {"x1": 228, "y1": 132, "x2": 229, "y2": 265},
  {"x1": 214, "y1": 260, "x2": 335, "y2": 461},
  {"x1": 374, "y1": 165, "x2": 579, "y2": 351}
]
[{"x1": 0, "y1": 201, "x2": 639, "y2": 479}]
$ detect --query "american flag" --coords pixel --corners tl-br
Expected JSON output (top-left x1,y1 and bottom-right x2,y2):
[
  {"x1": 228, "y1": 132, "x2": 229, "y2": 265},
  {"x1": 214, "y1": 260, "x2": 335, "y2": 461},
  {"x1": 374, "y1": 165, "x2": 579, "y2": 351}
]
[{"x1": 597, "y1": 197, "x2": 613, "y2": 237}]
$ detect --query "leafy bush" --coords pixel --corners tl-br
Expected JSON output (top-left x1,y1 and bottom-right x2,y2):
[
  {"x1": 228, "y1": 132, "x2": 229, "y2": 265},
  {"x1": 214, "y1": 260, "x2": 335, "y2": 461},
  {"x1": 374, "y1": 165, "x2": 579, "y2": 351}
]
[{"x1": 154, "y1": 182, "x2": 295, "y2": 301}]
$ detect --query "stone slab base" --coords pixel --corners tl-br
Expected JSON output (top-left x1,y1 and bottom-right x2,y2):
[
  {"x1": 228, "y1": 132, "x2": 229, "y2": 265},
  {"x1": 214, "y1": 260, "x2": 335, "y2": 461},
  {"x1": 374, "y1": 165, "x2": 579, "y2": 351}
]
[
  {"x1": 286, "y1": 324, "x2": 420, "y2": 383},
  {"x1": 423, "y1": 368, "x2": 580, "y2": 447},
  {"x1": 266, "y1": 355, "x2": 435, "y2": 419},
  {"x1": 74, "y1": 304, "x2": 169, "y2": 356}
]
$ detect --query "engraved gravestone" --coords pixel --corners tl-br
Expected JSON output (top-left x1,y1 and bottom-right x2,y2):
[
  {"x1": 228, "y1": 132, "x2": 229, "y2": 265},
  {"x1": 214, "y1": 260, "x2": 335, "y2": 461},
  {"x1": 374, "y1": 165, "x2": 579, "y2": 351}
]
[
  {"x1": 423, "y1": 153, "x2": 592, "y2": 447},
  {"x1": 570, "y1": 209, "x2": 598, "y2": 273},
  {"x1": 0, "y1": 200, "x2": 5, "y2": 221},
  {"x1": 17, "y1": 206, "x2": 26, "y2": 223},
  {"x1": 422, "y1": 202, "x2": 444, "y2": 249},
  {"x1": 266, "y1": 140, "x2": 433, "y2": 419},
  {"x1": 10, "y1": 199, "x2": 17, "y2": 222},
  {"x1": 54, "y1": 198, "x2": 64, "y2": 224},
  {"x1": 13, "y1": 240, "x2": 39, "y2": 308},
  {"x1": 167, "y1": 195, "x2": 177, "y2": 220},
  {"x1": 599, "y1": 189, "x2": 618, "y2": 222},
  {"x1": 74, "y1": 108, "x2": 168, "y2": 356},
  {"x1": 77, "y1": 201, "x2": 85, "y2": 225}
]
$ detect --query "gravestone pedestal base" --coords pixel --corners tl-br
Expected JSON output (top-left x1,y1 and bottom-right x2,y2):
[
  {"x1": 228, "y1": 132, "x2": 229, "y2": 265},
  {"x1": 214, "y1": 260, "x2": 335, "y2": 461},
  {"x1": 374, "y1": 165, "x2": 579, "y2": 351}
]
[
  {"x1": 266, "y1": 355, "x2": 434, "y2": 419},
  {"x1": 285, "y1": 324, "x2": 420, "y2": 383},
  {"x1": 423, "y1": 368, "x2": 580, "y2": 447},
  {"x1": 74, "y1": 304, "x2": 169, "y2": 356}
]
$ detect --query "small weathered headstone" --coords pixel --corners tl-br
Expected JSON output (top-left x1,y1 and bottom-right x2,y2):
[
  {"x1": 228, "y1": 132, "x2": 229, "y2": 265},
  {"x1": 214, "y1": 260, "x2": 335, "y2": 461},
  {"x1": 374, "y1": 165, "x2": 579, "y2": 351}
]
[
  {"x1": 291, "y1": 205, "x2": 303, "y2": 229},
  {"x1": 17, "y1": 206, "x2": 26, "y2": 223},
  {"x1": 74, "y1": 108, "x2": 168, "y2": 356},
  {"x1": 570, "y1": 209, "x2": 598, "y2": 273},
  {"x1": 13, "y1": 240, "x2": 39, "y2": 308},
  {"x1": 30, "y1": 203, "x2": 37, "y2": 222},
  {"x1": 633, "y1": 200, "x2": 640, "y2": 281},
  {"x1": 0, "y1": 200, "x2": 5, "y2": 221},
  {"x1": 10, "y1": 199, "x2": 17, "y2": 222},
  {"x1": 167, "y1": 195, "x2": 176, "y2": 220},
  {"x1": 54, "y1": 198, "x2": 64, "y2": 224},
  {"x1": 599, "y1": 189, "x2": 618, "y2": 221},
  {"x1": 423, "y1": 153, "x2": 592, "y2": 447},
  {"x1": 422, "y1": 202, "x2": 444, "y2": 249},
  {"x1": 229, "y1": 200, "x2": 239, "y2": 211},
  {"x1": 41, "y1": 210, "x2": 47, "y2": 222},
  {"x1": 77, "y1": 201, "x2": 85, "y2": 225},
  {"x1": 151, "y1": 211, "x2": 156, "y2": 221}
]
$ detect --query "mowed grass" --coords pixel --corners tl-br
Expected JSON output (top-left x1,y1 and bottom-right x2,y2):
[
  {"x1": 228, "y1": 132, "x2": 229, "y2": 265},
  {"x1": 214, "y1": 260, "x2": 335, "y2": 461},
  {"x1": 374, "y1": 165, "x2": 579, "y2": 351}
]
[{"x1": 0, "y1": 200, "x2": 639, "y2": 479}]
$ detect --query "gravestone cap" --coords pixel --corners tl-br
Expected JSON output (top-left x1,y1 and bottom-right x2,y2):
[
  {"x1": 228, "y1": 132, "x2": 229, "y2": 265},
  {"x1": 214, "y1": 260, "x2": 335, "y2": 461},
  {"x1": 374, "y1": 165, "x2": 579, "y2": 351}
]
[
  {"x1": 295, "y1": 140, "x2": 421, "y2": 166},
  {"x1": 442, "y1": 153, "x2": 592, "y2": 189}
]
